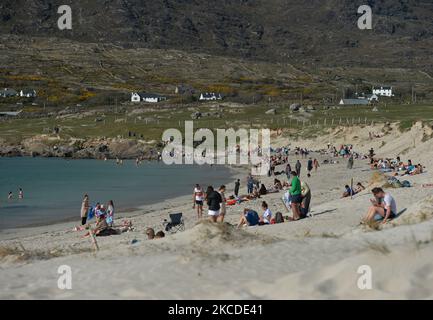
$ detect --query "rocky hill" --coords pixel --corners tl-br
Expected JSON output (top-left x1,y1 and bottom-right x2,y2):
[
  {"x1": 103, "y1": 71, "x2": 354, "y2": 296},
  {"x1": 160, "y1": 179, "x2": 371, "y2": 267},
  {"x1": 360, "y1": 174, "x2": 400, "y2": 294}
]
[{"x1": 1, "y1": 0, "x2": 433, "y2": 69}]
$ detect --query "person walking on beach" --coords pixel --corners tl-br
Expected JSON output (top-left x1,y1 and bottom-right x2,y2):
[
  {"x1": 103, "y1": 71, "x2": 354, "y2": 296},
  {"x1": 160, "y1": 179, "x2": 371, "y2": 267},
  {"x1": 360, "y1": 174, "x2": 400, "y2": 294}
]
[
  {"x1": 313, "y1": 159, "x2": 319, "y2": 172},
  {"x1": 307, "y1": 158, "x2": 313, "y2": 177},
  {"x1": 218, "y1": 185, "x2": 227, "y2": 223},
  {"x1": 18, "y1": 188, "x2": 24, "y2": 199},
  {"x1": 234, "y1": 179, "x2": 240, "y2": 197},
  {"x1": 295, "y1": 160, "x2": 302, "y2": 177},
  {"x1": 193, "y1": 184, "x2": 204, "y2": 219},
  {"x1": 247, "y1": 174, "x2": 254, "y2": 194},
  {"x1": 80, "y1": 194, "x2": 90, "y2": 226},
  {"x1": 300, "y1": 180, "x2": 311, "y2": 218},
  {"x1": 347, "y1": 154, "x2": 354, "y2": 169},
  {"x1": 206, "y1": 186, "x2": 222, "y2": 223},
  {"x1": 106, "y1": 200, "x2": 115, "y2": 227}
]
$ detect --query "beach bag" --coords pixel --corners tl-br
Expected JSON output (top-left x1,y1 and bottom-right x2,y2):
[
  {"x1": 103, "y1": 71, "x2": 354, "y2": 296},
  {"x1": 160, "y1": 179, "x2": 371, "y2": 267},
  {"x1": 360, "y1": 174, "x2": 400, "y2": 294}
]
[
  {"x1": 402, "y1": 180, "x2": 411, "y2": 188},
  {"x1": 275, "y1": 212, "x2": 284, "y2": 224}
]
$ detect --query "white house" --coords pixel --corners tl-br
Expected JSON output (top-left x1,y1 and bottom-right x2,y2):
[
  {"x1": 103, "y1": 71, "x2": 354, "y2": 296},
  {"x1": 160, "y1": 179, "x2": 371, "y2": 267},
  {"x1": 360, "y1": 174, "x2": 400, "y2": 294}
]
[
  {"x1": 20, "y1": 89, "x2": 37, "y2": 98},
  {"x1": 199, "y1": 92, "x2": 222, "y2": 101},
  {"x1": 372, "y1": 86, "x2": 393, "y2": 97},
  {"x1": 131, "y1": 93, "x2": 167, "y2": 103}
]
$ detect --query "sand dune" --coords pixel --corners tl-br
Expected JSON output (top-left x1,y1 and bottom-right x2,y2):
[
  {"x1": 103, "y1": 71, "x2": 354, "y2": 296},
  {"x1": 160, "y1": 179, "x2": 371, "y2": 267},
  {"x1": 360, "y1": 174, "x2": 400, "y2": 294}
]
[{"x1": 1, "y1": 122, "x2": 433, "y2": 299}]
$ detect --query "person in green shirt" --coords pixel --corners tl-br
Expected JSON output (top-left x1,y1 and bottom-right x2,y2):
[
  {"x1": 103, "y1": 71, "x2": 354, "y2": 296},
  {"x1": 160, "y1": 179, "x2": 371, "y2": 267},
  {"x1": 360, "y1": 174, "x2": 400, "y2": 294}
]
[{"x1": 289, "y1": 171, "x2": 302, "y2": 220}]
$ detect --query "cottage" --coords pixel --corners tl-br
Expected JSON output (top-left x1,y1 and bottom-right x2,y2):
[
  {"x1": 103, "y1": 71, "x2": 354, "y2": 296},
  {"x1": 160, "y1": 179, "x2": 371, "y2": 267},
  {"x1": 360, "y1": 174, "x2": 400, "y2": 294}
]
[
  {"x1": 199, "y1": 92, "x2": 222, "y2": 101},
  {"x1": 131, "y1": 93, "x2": 167, "y2": 103},
  {"x1": 339, "y1": 98, "x2": 370, "y2": 105},
  {"x1": 20, "y1": 89, "x2": 37, "y2": 98},
  {"x1": 372, "y1": 86, "x2": 393, "y2": 97},
  {"x1": 0, "y1": 88, "x2": 18, "y2": 98}
]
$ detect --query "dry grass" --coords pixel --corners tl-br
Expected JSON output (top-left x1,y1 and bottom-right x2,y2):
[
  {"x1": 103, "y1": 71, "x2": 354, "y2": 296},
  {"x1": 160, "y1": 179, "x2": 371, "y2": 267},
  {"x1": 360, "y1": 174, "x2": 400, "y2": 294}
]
[
  {"x1": 0, "y1": 243, "x2": 93, "y2": 264},
  {"x1": 365, "y1": 242, "x2": 391, "y2": 255}
]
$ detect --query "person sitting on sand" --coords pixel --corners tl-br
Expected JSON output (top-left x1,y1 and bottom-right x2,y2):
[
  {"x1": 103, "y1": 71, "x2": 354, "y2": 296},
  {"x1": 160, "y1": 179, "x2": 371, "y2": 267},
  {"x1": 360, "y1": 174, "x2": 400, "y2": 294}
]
[
  {"x1": 252, "y1": 186, "x2": 261, "y2": 198},
  {"x1": 274, "y1": 179, "x2": 283, "y2": 190},
  {"x1": 341, "y1": 185, "x2": 354, "y2": 198},
  {"x1": 146, "y1": 228, "x2": 155, "y2": 240},
  {"x1": 363, "y1": 187, "x2": 397, "y2": 224},
  {"x1": 259, "y1": 184, "x2": 267, "y2": 196},
  {"x1": 300, "y1": 180, "x2": 311, "y2": 218},
  {"x1": 237, "y1": 208, "x2": 260, "y2": 228},
  {"x1": 260, "y1": 201, "x2": 272, "y2": 225},
  {"x1": 155, "y1": 231, "x2": 165, "y2": 239},
  {"x1": 106, "y1": 200, "x2": 115, "y2": 227},
  {"x1": 354, "y1": 182, "x2": 366, "y2": 194},
  {"x1": 82, "y1": 214, "x2": 109, "y2": 238}
]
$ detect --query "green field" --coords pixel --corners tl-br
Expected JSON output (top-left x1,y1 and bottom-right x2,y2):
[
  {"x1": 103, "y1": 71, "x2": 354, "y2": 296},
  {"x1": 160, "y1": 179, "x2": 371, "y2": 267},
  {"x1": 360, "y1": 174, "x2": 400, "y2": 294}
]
[{"x1": 1, "y1": 102, "x2": 433, "y2": 144}]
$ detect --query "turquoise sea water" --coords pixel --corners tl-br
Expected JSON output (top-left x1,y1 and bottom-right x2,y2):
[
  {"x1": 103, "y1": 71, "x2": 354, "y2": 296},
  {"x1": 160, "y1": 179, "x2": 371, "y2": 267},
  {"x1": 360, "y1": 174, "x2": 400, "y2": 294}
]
[{"x1": 0, "y1": 158, "x2": 233, "y2": 230}]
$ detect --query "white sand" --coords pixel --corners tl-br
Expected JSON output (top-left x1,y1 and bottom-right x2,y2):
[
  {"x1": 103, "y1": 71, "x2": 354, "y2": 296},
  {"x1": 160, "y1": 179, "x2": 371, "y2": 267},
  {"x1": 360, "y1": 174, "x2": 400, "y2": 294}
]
[{"x1": 1, "y1": 122, "x2": 433, "y2": 299}]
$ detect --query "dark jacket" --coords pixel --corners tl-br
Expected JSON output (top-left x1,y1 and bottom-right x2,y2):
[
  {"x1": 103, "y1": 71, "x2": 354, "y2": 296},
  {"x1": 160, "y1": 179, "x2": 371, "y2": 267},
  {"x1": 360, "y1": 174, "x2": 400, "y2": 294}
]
[{"x1": 207, "y1": 191, "x2": 222, "y2": 211}]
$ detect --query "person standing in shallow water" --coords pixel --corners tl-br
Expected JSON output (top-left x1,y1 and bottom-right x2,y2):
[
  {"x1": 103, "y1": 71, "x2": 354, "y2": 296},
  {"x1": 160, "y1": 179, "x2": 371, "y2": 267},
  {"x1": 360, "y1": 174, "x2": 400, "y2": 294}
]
[
  {"x1": 18, "y1": 188, "x2": 24, "y2": 199},
  {"x1": 80, "y1": 194, "x2": 90, "y2": 226}
]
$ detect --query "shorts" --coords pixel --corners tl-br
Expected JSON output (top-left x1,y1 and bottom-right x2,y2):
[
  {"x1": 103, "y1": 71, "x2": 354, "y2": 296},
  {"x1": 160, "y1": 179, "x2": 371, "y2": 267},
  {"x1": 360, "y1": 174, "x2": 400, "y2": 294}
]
[
  {"x1": 195, "y1": 200, "x2": 203, "y2": 206},
  {"x1": 208, "y1": 210, "x2": 220, "y2": 216},
  {"x1": 374, "y1": 210, "x2": 396, "y2": 221},
  {"x1": 291, "y1": 194, "x2": 302, "y2": 204}
]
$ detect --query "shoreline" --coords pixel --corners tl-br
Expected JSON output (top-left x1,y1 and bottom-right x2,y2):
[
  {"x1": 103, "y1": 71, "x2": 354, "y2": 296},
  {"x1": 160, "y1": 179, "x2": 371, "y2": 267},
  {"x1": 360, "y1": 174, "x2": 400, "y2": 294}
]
[{"x1": 0, "y1": 163, "x2": 247, "y2": 239}]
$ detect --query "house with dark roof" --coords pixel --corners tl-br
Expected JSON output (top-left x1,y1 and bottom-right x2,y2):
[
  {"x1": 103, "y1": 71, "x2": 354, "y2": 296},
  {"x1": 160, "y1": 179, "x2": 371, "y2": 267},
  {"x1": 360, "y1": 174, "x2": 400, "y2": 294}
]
[
  {"x1": 20, "y1": 89, "x2": 37, "y2": 98},
  {"x1": 131, "y1": 92, "x2": 167, "y2": 103},
  {"x1": 199, "y1": 92, "x2": 223, "y2": 101},
  {"x1": 0, "y1": 88, "x2": 18, "y2": 98},
  {"x1": 339, "y1": 98, "x2": 370, "y2": 105}
]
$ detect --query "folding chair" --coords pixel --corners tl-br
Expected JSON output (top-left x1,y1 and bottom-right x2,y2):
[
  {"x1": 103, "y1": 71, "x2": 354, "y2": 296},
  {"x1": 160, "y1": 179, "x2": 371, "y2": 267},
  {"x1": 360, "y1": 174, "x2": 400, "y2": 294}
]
[{"x1": 163, "y1": 213, "x2": 185, "y2": 233}]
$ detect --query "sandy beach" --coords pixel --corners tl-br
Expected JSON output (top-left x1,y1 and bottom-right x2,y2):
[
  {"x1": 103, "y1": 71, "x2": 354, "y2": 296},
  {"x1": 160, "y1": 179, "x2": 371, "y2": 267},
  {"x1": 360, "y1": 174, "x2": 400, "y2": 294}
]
[{"x1": 1, "y1": 122, "x2": 433, "y2": 299}]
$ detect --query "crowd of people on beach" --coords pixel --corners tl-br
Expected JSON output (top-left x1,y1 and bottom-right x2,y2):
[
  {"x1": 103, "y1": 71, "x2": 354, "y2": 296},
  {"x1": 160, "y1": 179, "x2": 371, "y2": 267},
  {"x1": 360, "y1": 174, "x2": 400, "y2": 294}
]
[{"x1": 74, "y1": 140, "x2": 419, "y2": 241}]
